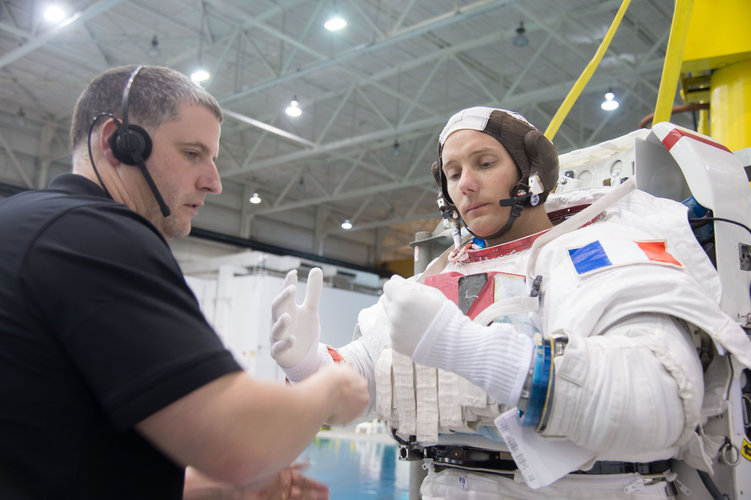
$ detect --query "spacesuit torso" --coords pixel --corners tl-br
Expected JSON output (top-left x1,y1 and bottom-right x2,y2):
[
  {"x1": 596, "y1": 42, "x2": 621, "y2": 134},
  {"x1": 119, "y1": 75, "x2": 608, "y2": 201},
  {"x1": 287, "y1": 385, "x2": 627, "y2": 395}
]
[{"x1": 338, "y1": 186, "x2": 751, "y2": 499}]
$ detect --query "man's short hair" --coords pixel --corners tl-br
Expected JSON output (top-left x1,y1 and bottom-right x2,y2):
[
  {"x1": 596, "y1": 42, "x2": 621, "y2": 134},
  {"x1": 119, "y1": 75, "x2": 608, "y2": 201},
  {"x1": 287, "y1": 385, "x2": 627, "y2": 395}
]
[{"x1": 70, "y1": 65, "x2": 223, "y2": 152}]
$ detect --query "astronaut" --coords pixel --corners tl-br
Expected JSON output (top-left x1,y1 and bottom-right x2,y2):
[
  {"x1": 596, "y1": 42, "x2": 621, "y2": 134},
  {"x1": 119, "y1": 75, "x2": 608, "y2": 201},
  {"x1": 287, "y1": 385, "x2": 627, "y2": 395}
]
[{"x1": 271, "y1": 107, "x2": 751, "y2": 499}]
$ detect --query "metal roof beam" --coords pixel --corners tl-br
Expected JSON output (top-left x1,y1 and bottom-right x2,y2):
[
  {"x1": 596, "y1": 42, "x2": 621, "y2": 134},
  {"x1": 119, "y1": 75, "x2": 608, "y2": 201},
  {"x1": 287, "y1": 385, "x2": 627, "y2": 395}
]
[
  {"x1": 254, "y1": 175, "x2": 433, "y2": 216},
  {"x1": 219, "y1": 0, "x2": 517, "y2": 105},
  {"x1": 221, "y1": 57, "x2": 663, "y2": 178},
  {"x1": 0, "y1": 0, "x2": 126, "y2": 69}
]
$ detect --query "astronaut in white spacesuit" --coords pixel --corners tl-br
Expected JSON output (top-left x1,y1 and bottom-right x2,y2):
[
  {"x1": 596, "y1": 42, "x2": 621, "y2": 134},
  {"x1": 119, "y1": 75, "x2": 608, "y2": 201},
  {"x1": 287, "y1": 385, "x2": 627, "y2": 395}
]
[{"x1": 270, "y1": 107, "x2": 751, "y2": 499}]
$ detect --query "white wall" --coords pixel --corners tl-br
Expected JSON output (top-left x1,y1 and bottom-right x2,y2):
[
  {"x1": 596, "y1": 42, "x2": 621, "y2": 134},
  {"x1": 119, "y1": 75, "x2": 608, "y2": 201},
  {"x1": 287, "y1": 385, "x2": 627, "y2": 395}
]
[{"x1": 185, "y1": 272, "x2": 379, "y2": 382}]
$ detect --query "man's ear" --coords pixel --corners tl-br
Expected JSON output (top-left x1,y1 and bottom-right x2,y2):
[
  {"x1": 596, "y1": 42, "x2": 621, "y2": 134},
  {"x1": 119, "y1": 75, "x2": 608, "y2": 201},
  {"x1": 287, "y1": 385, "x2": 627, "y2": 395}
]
[{"x1": 99, "y1": 118, "x2": 122, "y2": 166}]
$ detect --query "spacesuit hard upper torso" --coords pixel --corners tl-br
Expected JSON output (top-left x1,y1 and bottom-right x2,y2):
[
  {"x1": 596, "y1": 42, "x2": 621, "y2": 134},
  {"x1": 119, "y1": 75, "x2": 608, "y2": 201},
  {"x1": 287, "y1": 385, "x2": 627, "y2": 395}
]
[{"x1": 336, "y1": 186, "x2": 751, "y2": 497}]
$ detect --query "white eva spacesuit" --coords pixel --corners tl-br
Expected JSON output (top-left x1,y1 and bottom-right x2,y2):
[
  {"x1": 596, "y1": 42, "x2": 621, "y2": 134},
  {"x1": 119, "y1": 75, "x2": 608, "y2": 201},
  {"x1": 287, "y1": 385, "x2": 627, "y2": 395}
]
[{"x1": 270, "y1": 107, "x2": 751, "y2": 499}]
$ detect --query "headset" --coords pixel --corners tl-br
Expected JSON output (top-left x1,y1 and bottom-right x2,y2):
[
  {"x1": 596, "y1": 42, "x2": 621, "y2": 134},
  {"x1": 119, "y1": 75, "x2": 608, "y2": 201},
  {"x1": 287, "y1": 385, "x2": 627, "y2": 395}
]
[{"x1": 106, "y1": 65, "x2": 171, "y2": 217}]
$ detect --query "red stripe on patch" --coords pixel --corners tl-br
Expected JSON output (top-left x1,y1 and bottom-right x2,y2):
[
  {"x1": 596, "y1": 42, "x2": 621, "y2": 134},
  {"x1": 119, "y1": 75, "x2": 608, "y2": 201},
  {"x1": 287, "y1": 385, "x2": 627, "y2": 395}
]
[{"x1": 636, "y1": 241, "x2": 681, "y2": 266}]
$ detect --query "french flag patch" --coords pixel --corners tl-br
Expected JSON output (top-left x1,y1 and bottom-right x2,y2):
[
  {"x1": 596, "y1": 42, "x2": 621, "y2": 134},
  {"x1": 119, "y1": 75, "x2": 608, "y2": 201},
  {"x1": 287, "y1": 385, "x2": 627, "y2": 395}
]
[{"x1": 568, "y1": 240, "x2": 682, "y2": 275}]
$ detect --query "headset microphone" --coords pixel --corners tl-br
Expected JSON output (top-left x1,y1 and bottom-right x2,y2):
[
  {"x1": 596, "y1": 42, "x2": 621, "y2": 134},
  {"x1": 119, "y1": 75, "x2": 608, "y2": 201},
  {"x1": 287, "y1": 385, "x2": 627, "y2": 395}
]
[{"x1": 109, "y1": 65, "x2": 171, "y2": 217}]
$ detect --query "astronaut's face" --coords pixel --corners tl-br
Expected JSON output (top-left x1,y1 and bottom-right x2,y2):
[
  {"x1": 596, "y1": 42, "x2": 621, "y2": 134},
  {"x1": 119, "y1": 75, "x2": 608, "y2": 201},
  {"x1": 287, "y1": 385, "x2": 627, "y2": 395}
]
[{"x1": 441, "y1": 129, "x2": 520, "y2": 239}]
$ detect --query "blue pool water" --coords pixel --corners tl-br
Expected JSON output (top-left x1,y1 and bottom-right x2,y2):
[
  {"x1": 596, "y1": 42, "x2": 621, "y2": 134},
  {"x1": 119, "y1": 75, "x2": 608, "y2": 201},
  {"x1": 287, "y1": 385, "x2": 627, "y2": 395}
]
[{"x1": 298, "y1": 432, "x2": 411, "y2": 499}]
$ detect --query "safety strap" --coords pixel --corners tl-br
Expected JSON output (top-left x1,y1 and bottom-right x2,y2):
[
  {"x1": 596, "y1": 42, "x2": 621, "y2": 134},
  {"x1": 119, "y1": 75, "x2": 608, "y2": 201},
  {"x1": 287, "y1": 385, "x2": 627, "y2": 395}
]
[{"x1": 422, "y1": 444, "x2": 672, "y2": 476}]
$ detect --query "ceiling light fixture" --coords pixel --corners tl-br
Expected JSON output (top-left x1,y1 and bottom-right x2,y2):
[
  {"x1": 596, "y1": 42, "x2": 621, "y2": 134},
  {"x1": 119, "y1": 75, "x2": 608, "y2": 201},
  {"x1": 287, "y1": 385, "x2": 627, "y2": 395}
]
[
  {"x1": 513, "y1": 21, "x2": 528, "y2": 47},
  {"x1": 392, "y1": 139, "x2": 400, "y2": 157},
  {"x1": 191, "y1": 3, "x2": 210, "y2": 84},
  {"x1": 148, "y1": 35, "x2": 160, "y2": 58},
  {"x1": 285, "y1": 96, "x2": 302, "y2": 117},
  {"x1": 324, "y1": 14, "x2": 347, "y2": 31},
  {"x1": 191, "y1": 69, "x2": 210, "y2": 83},
  {"x1": 601, "y1": 89, "x2": 619, "y2": 111},
  {"x1": 43, "y1": 5, "x2": 66, "y2": 23},
  {"x1": 249, "y1": 192, "x2": 262, "y2": 204},
  {"x1": 341, "y1": 219, "x2": 352, "y2": 230}
]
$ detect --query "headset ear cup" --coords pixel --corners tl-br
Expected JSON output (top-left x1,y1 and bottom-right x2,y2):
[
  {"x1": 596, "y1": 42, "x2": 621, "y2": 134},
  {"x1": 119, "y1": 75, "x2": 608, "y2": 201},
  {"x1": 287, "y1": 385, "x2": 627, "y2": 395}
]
[
  {"x1": 522, "y1": 130, "x2": 545, "y2": 175},
  {"x1": 523, "y1": 129, "x2": 558, "y2": 203},
  {"x1": 431, "y1": 160, "x2": 453, "y2": 205},
  {"x1": 109, "y1": 124, "x2": 152, "y2": 165}
]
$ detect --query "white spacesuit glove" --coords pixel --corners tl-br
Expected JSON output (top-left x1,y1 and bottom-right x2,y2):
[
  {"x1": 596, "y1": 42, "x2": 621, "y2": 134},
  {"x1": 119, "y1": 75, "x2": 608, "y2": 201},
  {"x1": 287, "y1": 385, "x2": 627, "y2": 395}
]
[
  {"x1": 381, "y1": 275, "x2": 449, "y2": 356},
  {"x1": 382, "y1": 274, "x2": 534, "y2": 407},
  {"x1": 270, "y1": 268, "x2": 332, "y2": 381}
]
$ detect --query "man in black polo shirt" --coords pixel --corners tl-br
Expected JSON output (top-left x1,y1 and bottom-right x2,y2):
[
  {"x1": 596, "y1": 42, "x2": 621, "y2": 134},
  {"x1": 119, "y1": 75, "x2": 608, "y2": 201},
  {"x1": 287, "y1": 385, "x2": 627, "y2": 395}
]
[{"x1": 0, "y1": 65, "x2": 368, "y2": 499}]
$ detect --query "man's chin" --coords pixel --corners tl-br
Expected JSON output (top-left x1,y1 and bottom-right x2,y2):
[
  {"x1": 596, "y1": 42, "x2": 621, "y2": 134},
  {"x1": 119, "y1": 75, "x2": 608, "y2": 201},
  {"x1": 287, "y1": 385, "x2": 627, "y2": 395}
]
[
  {"x1": 164, "y1": 222, "x2": 192, "y2": 240},
  {"x1": 178, "y1": 223, "x2": 192, "y2": 239}
]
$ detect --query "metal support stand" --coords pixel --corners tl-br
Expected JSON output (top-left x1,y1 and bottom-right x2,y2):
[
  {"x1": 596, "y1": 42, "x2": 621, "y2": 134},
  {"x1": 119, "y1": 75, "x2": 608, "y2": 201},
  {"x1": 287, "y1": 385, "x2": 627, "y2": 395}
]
[{"x1": 409, "y1": 461, "x2": 427, "y2": 499}]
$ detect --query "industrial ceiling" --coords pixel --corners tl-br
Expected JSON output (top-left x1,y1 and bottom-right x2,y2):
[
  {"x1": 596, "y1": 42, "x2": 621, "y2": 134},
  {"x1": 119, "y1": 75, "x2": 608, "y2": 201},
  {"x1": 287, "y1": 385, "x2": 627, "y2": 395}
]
[{"x1": 0, "y1": 0, "x2": 688, "y2": 272}]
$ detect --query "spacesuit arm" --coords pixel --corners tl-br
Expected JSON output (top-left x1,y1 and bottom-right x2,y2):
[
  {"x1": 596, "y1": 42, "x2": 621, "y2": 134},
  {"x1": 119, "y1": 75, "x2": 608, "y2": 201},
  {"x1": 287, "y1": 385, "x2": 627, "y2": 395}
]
[
  {"x1": 336, "y1": 300, "x2": 396, "y2": 417},
  {"x1": 337, "y1": 337, "x2": 378, "y2": 416},
  {"x1": 278, "y1": 301, "x2": 389, "y2": 417},
  {"x1": 542, "y1": 313, "x2": 703, "y2": 460},
  {"x1": 273, "y1": 333, "x2": 378, "y2": 418}
]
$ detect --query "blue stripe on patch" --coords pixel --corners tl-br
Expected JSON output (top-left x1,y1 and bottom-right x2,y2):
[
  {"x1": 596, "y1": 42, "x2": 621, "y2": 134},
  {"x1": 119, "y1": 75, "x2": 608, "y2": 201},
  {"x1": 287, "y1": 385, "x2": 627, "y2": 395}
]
[{"x1": 568, "y1": 241, "x2": 612, "y2": 274}]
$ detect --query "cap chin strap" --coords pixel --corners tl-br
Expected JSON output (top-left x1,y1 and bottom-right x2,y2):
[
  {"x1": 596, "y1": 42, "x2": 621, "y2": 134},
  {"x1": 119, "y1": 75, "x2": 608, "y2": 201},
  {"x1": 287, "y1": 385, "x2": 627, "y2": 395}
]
[{"x1": 464, "y1": 194, "x2": 529, "y2": 243}]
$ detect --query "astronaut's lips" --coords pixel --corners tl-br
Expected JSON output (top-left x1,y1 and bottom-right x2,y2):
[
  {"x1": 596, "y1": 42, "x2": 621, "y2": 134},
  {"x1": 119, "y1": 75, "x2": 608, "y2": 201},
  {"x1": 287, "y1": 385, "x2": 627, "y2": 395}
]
[{"x1": 464, "y1": 202, "x2": 490, "y2": 214}]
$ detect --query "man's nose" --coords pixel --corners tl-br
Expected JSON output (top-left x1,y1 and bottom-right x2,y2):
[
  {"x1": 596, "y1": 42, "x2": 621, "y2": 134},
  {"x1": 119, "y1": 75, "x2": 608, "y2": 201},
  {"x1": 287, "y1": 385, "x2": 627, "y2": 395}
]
[{"x1": 200, "y1": 161, "x2": 222, "y2": 194}]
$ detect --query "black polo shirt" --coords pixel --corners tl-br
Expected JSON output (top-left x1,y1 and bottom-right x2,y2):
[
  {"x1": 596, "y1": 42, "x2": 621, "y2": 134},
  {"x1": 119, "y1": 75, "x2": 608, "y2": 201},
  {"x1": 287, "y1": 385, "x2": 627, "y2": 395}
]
[{"x1": 0, "y1": 174, "x2": 241, "y2": 499}]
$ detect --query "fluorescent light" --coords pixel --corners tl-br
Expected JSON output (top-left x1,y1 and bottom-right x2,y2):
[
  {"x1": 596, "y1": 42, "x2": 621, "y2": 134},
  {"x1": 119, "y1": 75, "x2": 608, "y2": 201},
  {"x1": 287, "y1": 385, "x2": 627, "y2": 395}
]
[
  {"x1": 341, "y1": 219, "x2": 352, "y2": 230},
  {"x1": 325, "y1": 15, "x2": 347, "y2": 31},
  {"x1": 601, "y1": 89, "x2": 619, "y2": 111},
  {"x1": 513, "y1": 22, "x2": 528, "y2": 47},
  {"x1": 43, "y1": 5, "x2": 66, "y2": 23},
  {"x1": 191, "y1": 69, "x2": 210, "y2": 83},
  {"x1": 285, "y1": 97, "x2": 302, "y2": 117},
  {"x1": 148, "y1": 35, "x2": 160, "y2": 58}
]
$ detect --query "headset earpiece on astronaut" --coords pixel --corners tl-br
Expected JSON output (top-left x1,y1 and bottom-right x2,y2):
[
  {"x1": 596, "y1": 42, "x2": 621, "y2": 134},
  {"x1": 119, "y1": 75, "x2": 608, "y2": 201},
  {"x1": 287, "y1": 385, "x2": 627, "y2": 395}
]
[
  {"x1": 520, "y1": 127, "x2": 557, "y2": 206},
  {"x1": 107, "y1": 65, "x2": 170, "y2": 217}
]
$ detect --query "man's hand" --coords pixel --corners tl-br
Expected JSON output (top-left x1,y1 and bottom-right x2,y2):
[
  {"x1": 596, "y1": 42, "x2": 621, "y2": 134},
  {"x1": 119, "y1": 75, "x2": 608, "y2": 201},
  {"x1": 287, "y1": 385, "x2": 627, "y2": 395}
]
[
  {"x1": 184, "y1": 463, "x2": 329, "y2": 499},
  {"x1": 242, "y1": 463, "x2": 329, "y2": 500},
  {"x1": 381, "y1": 274, "x2": 452, "y2": 356},
  {"x1": 270, "y1": 268, "x2": 322, "y2": 369},
  {"x1": 304, "y1": 363, "x2": 369, "y2": 426}
]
